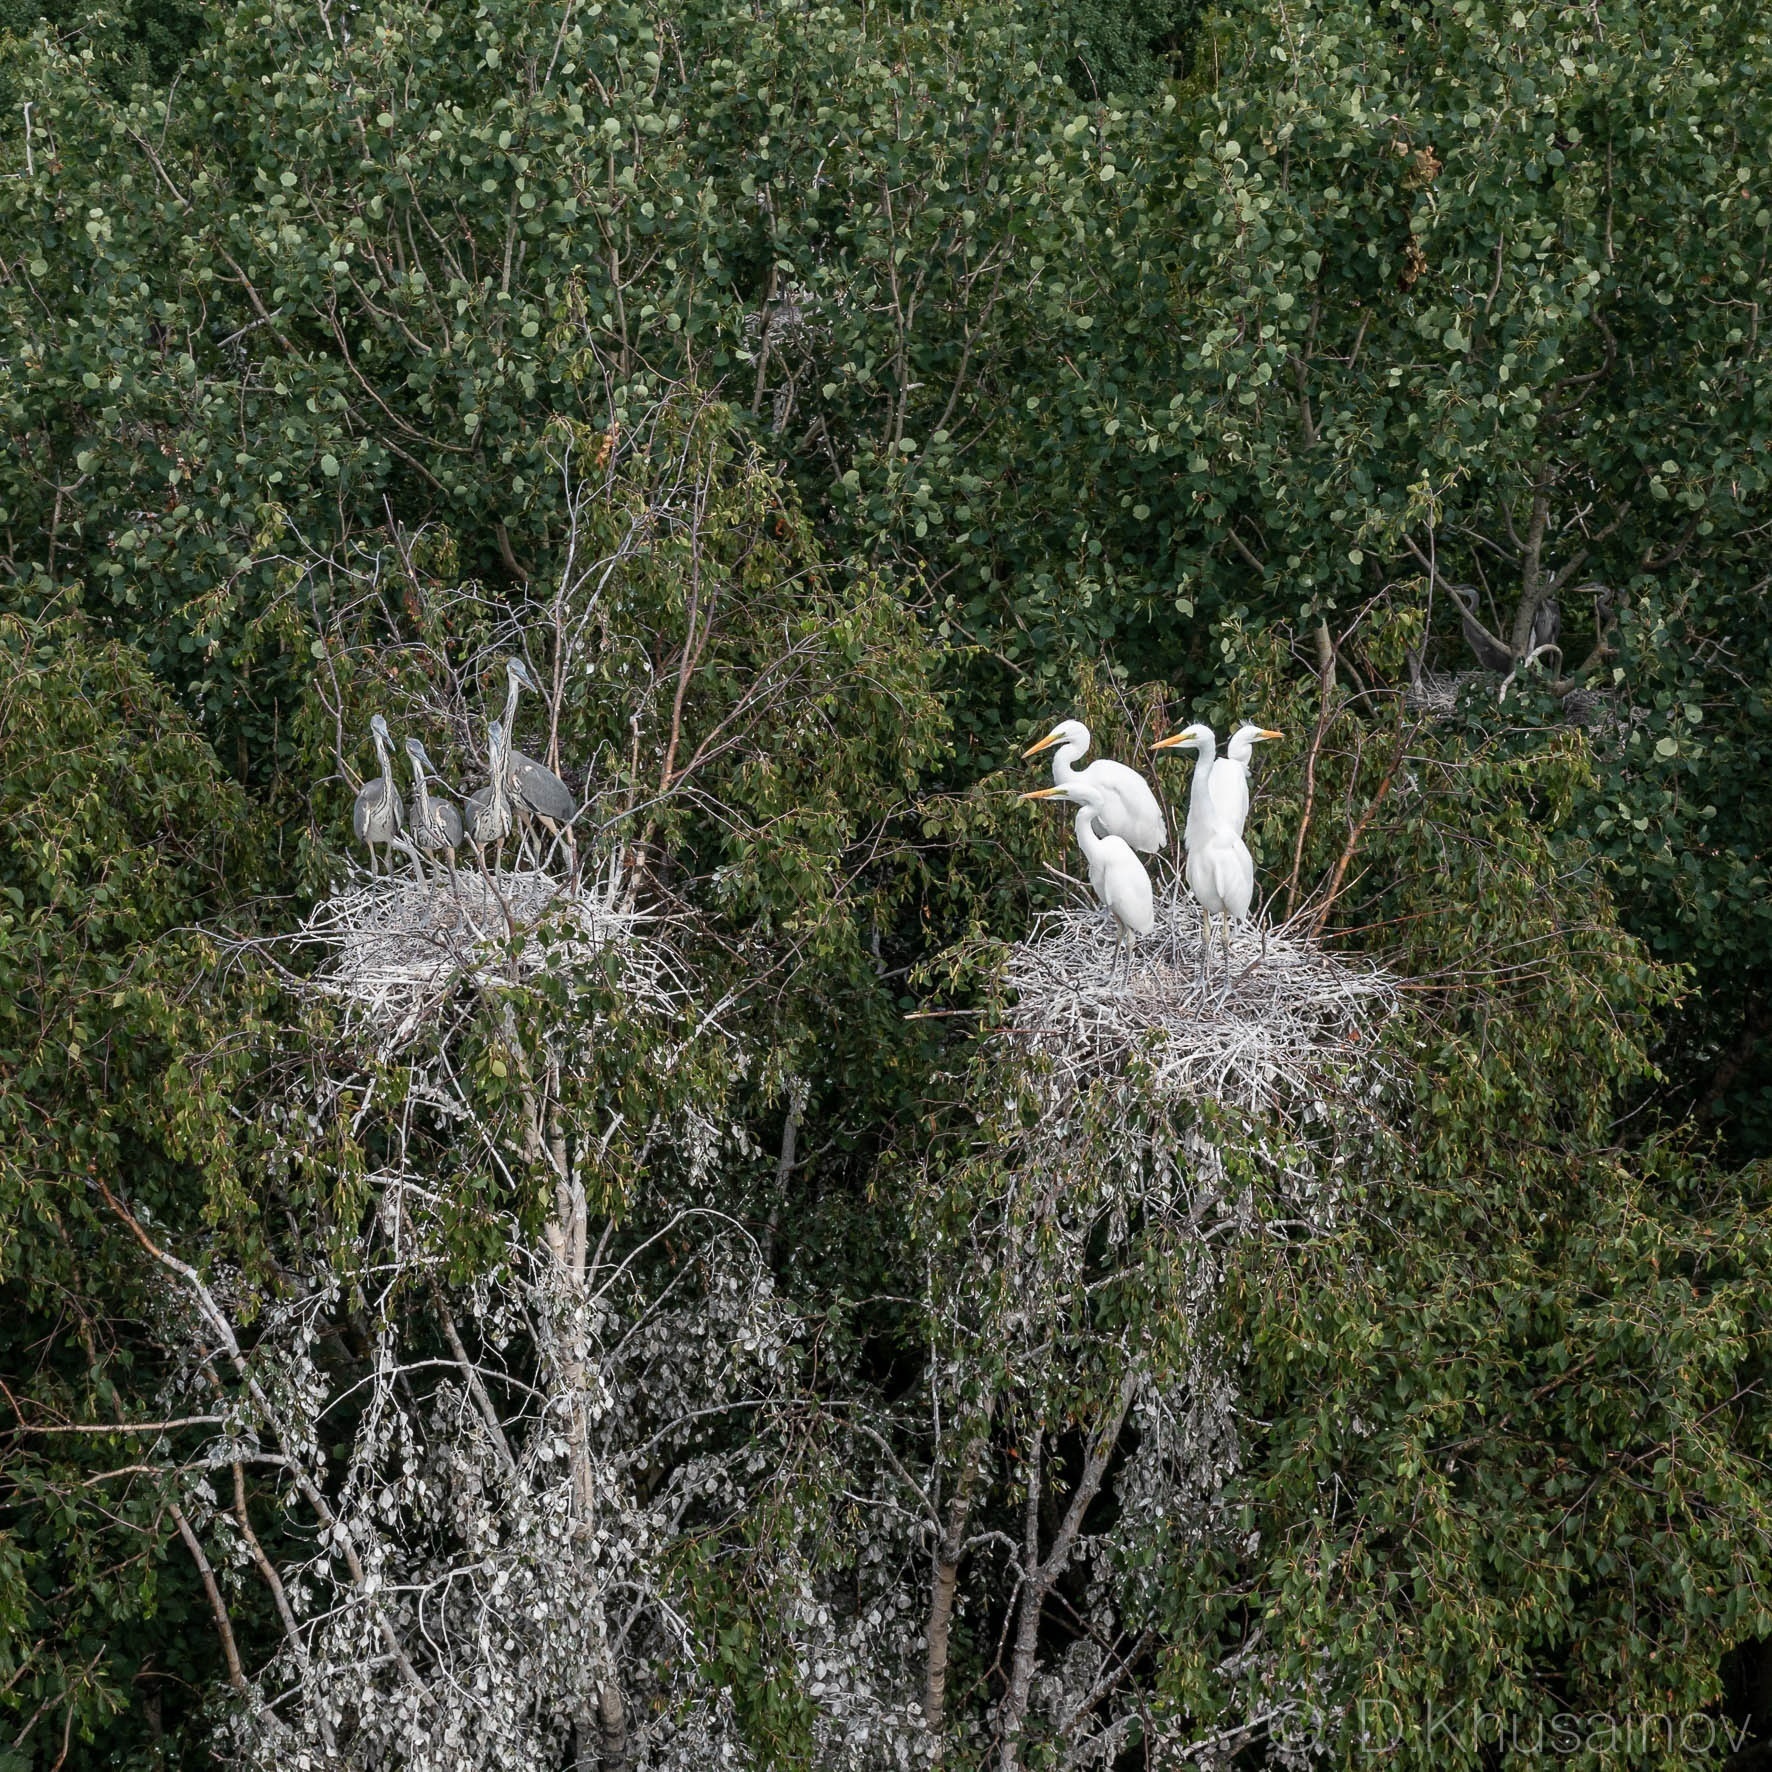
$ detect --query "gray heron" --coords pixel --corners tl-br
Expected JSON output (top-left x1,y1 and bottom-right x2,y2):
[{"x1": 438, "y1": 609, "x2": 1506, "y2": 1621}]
[
  {"x1": 353, "y1": 714, "x2": 405, "y2": 877},
  {"x1": 1022, "y1": 719, "x2": 1166, "y2": 854},
  {"x1": 498, "y1": 656, "x2": 579, "y2": 872},
  {"x1": 405, "y1": 738, "x2": 463, "y2": 887},
  {"x1": 465, "y1": 718, "x2": 515, "y2": 873}
]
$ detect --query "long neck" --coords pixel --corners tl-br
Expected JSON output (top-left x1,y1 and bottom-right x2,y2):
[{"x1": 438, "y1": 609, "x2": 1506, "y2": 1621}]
[
  {"x1": 1050, "y1": 731, "x2": 1089, "y2": 788},
  {"x1": 489, "y1": 737, "x2": 509, "y2": 816},
  {"x1": 1186, "y1": 735, "x2": 1217, "y2": 817},
  {"x1": 374, "y1": 735, "x2": 396, "y2": 793},
  {"x1": 411, "y1": 760, "x2": 432, "y2": 819},
  {"x1": 1072, "y1": 806, "x2": 1104, "y2": 864},
  {"x1": 501, "y1": 674, "x2": 522, "y2": 737}
]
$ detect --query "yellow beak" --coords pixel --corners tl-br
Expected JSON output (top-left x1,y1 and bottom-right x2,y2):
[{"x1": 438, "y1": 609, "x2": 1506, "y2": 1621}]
[
  {"x1": 1019, "y1": 787, "x2": 1064, "y2": 802},
  {"x1": 1151, "y1": 727, "x2": 1201, "y2": 751},
  {"x1": 1022, "y1": 731, "x2": 1063, "y2": 758},
  {"x1": 1257, "y1": 728, "x2": 1285, "y2": 741}
]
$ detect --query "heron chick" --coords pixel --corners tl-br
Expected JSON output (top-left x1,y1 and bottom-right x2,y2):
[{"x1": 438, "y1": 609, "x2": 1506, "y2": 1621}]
[
  {"x1": 405, "y1": 738, "x2": 463, "y2": 888},
  {"x1": 353, "y1": 714, "x2": 405, "y2": 877}
]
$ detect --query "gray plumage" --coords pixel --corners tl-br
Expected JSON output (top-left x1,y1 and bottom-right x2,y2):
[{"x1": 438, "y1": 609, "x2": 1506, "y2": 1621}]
[
  {"x1": 405, "y1": 739, "x2": 463, "y2": 880},
  {"x1": 1447, "y1": 584, "x2": 1515, "y2": 673},
  {"x1": 1530, "y1": 596, "x2": 1560, "y2": 656},
  {"x1": 497, "y1": 655, "x2": 578, "y2": 867},
  {"x1": 353, "y1": 714, "x2": 405, "y2": 875},
  {"x1": 507, "y1": 747, "x2": 577, "y2": 824},
  {"x1": 465, "y1": 719, "x2": 514, "y2": 868}
]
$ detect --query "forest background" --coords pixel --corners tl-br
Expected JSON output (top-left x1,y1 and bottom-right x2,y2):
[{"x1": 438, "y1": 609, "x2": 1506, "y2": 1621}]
[{"x1": 2, "y1": 0, "x2": 1772, "y2": 1764}]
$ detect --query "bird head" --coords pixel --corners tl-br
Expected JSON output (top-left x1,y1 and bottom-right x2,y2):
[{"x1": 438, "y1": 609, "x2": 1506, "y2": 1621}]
[
  {"x1": 507, "y1": 657, "x2": 539, "y2": 692},
  {"x1": 1151, "y1": 723, "x2": 1213, "y2": 755},
  {"x1": 1022, "y1": 719, "x2": 1089, "y2": 760},
  {"x1": 404, "y1": 737, "x2": 433, "y2": 769},
  {"x1": 1227, "y1": 722, "x2": 1284, "y2": 760},
  {"x1": 370, "y1": 714, "x2": 391, "y2": 744}
]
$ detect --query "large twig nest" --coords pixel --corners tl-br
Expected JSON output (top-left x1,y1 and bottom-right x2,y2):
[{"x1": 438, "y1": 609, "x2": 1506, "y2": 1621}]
[
  {"x1": 297, "y1": 862, "x2": 664, "y2": 1039},
  {"x1": 1004, "y1": 879, "x2": 1400, "y2": 1116}
]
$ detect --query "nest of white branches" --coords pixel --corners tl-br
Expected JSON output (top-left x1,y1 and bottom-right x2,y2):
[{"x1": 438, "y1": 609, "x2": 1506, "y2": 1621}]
[
  {"x1": 1004, "y1": 879, "x2": 1400, "y2": 1116},
  {"x1": 297, "y1": 860, "x2": 664, "y2": 1038}
]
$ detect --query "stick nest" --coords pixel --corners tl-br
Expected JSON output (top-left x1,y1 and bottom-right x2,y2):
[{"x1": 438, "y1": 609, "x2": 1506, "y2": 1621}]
[
  {"x1": 1003, "y1": 881, "x2": 1401, "y2": 1116},
  {"x1": 297, "y1": 864, "x2": 662, "y2": 1038}
]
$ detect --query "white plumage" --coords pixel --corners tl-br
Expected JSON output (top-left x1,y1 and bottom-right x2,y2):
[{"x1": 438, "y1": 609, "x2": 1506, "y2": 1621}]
[
  {"x1": 1152, "y1": 719, "x2": 1282, "y2": 978},
  {"x1": 1021, "y1": 784, "x2": 1155, "y2": 976},
  {"x1": 1073, "y1": 805, "x2": 1155, "y2": 948},
  {"x1": 1022, "y1": 720, "x2": 1166, "y2": 854},
  {"x1": 1202, "y1": 721, "x2": 1283, "y2": 843}
]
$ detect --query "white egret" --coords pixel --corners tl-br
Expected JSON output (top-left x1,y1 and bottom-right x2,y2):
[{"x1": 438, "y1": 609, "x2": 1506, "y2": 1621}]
[
  {"x1": 465, "y1": 718, "x2": 515, "y2": 872},
  {"x1": 1202, "y1": 721, "x2": 1282, "y2": 842},
  {"x1": 1021, "y1": 786, "x2": 1155, "y2": 978},
  {"x1": 1022, "y1": 719, "x2": 1166, "y2": 853},
  {"x1": 1152, "y1": 721, "x2": 1281, "y2": 986},
  {"x1": 405, "y1": 738, "x2": 463, "y2": 887},
  {"x1": 1185, "y1": 827, "x2": 1255, "y2": 981},
  {"x1": 353, "y1": 714, "x2": 405, "y2": 877},
  {"x1": 1151, "y1": 722, "x2": 1218, "y2": 857}
]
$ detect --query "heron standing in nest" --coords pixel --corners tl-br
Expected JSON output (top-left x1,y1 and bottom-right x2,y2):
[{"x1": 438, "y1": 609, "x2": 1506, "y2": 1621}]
[
  {"x1": 405, "y1": 738, "x2": 463, "y2": 890},
  {"x1": 1022, "y1": 719, "x2": 1166, "y2": 854},
  {"x1": 353, "y1": 714, "x2": 406, "y2": 878},
  {"x1": 497, "y1": 656, "x2": 579, "y2": 876},
  {"x1": 1021, "y1": 786, "x2": 1155, "y2": 983},
  {"x1": 465, "y1": 718, "x2": 515, "y2": 874},
  {"x1": 1152, "y1": 722, "x2": 1281, "y2": 991}
]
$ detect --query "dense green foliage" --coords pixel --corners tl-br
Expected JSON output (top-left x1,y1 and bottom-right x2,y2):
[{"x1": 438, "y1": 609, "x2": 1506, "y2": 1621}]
[{"x1": 2, "y1": 0, "x2": 1770, "y2": 1762}]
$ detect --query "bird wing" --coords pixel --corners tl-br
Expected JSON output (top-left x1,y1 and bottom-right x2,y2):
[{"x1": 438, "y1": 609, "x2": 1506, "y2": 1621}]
[
  {"x1": 508, "y1": 750, "x2": 578, "y2": 823},
  {"x1": 1081, "y1": 759, "x2": 1166, "y2": 852},
  {"x1": 354, "y1": 777, "x2": 400, "y2": 839},
  {"x1": 1187, "y1": 833, "x2": 1254, "y2": 918},
  {"x1": 464, "y1": 785, "x2": 505, "y2": 842},
  {"x1": 1103, "y1": 841, "x2": 1155, "y2": 934}
]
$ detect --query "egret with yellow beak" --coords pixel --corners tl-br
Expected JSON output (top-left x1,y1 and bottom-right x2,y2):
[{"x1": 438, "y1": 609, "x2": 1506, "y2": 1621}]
[{"x1": 1021, "y1": 719, "x2": 1166, "y2": 853}]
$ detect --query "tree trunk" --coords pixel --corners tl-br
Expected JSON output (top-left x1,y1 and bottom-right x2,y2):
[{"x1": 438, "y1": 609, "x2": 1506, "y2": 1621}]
[
  {"x1": 995, "y1": 1375, "x2": 1139, "y2": 1772},
  {"x1": 923, "y1": 1401, "x2": 996, "y2": 1743},
  {"x1": 996, "y1": 1425, "x2": 1045, "y2": 1772}
]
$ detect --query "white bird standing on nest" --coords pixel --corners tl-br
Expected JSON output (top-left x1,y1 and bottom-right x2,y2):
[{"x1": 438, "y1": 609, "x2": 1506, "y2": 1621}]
[
  {"x1": 465, "y1": 718, "x2": 515, "y2": 873},
  {"x1": 1152, "y1": 722, "x2": 1281, "y2": 986},
  {"x1": 497, "y1": 656, "x2": 579, "y2": 873},
  {"x1": 1021, "y1": 786, "x2": 1155, "y2": 979},
  {"x1": 353, "y1": 714, "x2": 406, "y2": 878},
  {"x1": 1022, "y1": 719, "x2": 1166, "y2": 853},
  {"x1": 405, "y1": 738, "x2": 463, "y2": 889},
  {"x1": 1158, "y1": 719, "x2": 1218, "y2": 858},
  {"x1": 1189, "y1": 721, "x2": 1283, "y2": 844}
]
